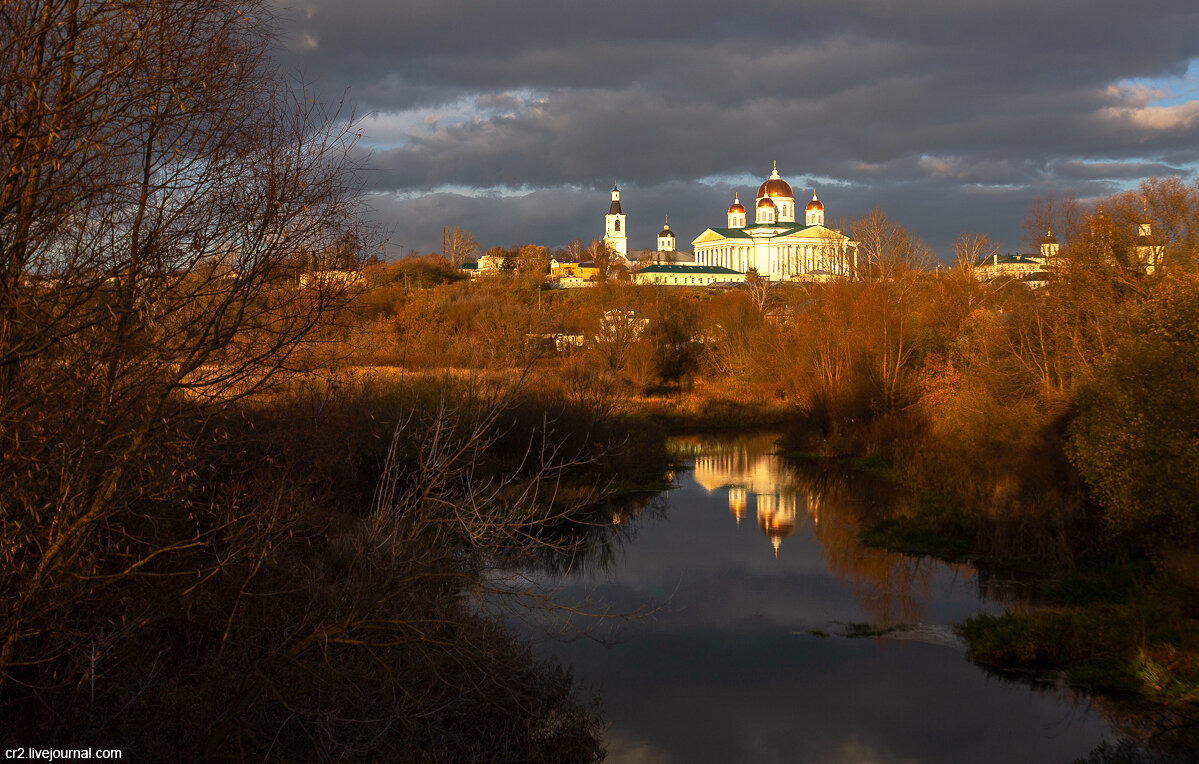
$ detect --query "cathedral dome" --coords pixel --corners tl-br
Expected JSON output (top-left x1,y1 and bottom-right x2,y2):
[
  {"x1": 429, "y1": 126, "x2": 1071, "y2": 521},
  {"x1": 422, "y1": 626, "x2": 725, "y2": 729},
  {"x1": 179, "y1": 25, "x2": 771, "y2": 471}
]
[
  {"x1": 806, "y1": 193, "x2": 824, "y2": 211},
  {"x1": 757, "y1": 197, "x2": 776, "y2": 209},
  {"x1": 1041, "y1": 230, "x2": 1057, "y2": 244},
  {"x1": 756, "y1": 162, "x2": 793, "y2": 199},
  {"x1": 728, "y1": 199, "x2": 746, "y2": 214},
  {"x1": 757, "y1": 177, "x2": 793, "y2": 199}
]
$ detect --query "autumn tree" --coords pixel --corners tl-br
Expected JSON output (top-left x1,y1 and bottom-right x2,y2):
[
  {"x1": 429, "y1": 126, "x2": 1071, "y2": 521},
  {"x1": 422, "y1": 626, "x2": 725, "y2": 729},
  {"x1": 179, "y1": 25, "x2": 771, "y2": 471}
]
[
  {"x1": 744, "y1": 267, "x2": 774, "y2": 314},
  {"x1": 850, "y1": 210, "x2": 932, "y2": 408},
  {"x1": 1068, "y1": 275, "x2": 1199, "y2": 547},
  {"x1": 0, "y1": 0, "x2": 367, "y2": 690},
  {"x1": 515, "y1": 243, "x2": 550, "y2": 276},
  {"x1": 651, "y1": 293, "x2": 701, "y2": 386}
]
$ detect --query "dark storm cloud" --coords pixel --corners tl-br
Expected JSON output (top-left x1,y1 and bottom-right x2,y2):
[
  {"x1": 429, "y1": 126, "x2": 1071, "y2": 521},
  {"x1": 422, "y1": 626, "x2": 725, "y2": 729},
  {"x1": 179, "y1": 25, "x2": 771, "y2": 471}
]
[{"x1": 276, "y1": 0, "x2": 1199, "y2": 257}]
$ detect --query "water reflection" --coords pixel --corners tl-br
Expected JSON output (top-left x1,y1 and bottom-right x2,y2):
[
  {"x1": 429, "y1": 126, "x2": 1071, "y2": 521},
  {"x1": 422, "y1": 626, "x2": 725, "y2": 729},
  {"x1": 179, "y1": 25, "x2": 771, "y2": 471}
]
[
  {"x1": 513, "y1": 432, "x2": 1116, "y2": 763},
  {"x1": 675, "y1": 433, "x2": 979, "y2": 628}
]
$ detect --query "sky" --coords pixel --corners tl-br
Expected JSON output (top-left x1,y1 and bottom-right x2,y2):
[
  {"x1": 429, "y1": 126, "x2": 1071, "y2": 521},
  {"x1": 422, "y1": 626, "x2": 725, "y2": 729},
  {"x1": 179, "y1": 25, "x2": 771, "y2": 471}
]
[{"x1": 276, "y1": 0, "x2": 1199, "y2": 261}]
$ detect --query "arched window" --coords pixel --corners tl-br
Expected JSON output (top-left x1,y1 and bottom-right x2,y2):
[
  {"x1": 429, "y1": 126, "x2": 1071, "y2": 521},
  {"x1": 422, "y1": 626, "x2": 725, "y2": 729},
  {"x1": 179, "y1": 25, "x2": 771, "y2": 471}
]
[{"x1": 615, "y1": 219, "x2": 621, "y2": 232}]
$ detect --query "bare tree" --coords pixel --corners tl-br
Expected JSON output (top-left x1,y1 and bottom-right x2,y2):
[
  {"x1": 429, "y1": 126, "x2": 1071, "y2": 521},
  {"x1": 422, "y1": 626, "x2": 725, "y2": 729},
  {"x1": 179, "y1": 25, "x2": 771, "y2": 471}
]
[
  {"x1": 952, "y1": 232, "x2": 1000, "y2": 275},
  {"x1": 0, "y1": 0, "x2": 368, "y2": 685},
  {"x1": 849, "y1": 210, "x2": 931, "y2": 409},
  {"x1": 852, "y1": 208, "x2": 934, "y2": 281},
  {"x1": 442, "y1": 225, "x2": 479, "y2": 266},
  {"x1": 564, "y1": 238, "x2": 587, "y2": 261},
  {"x1": 745, "y1": 268, "x2": 773, "y2": 314},
  {"x1": 1022, "y1": 193, "x2": 1085, "y2": 254},
  {"x1": 589, "y1": 238, "x2": 613, "y2": 281},
  {"x1": 592, "y1": 307, "x2": 646, "y2": 372}
]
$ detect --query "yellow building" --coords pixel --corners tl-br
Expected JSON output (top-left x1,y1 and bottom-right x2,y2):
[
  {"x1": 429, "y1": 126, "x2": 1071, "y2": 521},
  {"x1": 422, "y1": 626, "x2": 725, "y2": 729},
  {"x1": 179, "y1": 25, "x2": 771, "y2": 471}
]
[{"x1": 550, "y1": 257, "x2": 600, "y2": 280}]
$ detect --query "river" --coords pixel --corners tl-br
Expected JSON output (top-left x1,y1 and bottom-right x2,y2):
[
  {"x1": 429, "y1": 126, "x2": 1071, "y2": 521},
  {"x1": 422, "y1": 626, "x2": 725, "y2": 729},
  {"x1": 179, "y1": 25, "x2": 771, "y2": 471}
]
[{"x1": 507, "y1": 432, "x2": 1115, "y2": 763}]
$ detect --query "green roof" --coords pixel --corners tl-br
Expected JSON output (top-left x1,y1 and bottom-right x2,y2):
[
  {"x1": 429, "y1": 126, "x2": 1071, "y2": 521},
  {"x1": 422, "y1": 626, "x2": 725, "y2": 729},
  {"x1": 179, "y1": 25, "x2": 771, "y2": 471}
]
[
  {"x1": 976, "y1": 254, "x2": 1042, "y2": 267},
  {"x1": 637, "y1": 264, "x2": 742, "y2": 275},
  {"x1": 702, "y1": 223, "x2": 816, "y2": 239}
]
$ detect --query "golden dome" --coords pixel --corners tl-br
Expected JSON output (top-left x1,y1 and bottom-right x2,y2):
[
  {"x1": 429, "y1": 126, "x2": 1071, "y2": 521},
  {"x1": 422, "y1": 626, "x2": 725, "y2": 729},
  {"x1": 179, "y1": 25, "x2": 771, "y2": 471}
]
[
  {"x1": 806, "y1": 192, "x2": 824, "y2": 211},
  {"x1": 757, "y1": 197, "x2": 776, "y2": 209},
  {"x1": 728, "y1": 192, "x2": 745, "y2": 214},
  {"x1": 756, "y1": 161, "x2": 794, "y2": 199}
]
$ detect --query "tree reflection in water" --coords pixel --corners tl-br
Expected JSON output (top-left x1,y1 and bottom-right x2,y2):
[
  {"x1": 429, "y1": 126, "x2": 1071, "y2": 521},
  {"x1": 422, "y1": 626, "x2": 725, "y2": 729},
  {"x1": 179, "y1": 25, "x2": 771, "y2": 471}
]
[{"x1": 671, "y1": 433, "x2": 1198, "y2": 763}]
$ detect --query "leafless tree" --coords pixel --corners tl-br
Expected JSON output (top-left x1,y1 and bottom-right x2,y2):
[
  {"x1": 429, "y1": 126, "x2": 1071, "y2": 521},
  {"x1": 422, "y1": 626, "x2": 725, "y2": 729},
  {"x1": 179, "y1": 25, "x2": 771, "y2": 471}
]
[
  {"x1": 852, "y1": 208, "x2": 934, "y2": 281},
  {"x1": 1022, "y1": 193, "x2": 1085, "y2": 254},
  {"x1": 952, "y1": 232, "x2": 1000, "y2": 275},
  {"x1": 564, "y1": 238, "x2": 587, "y2": 261},
  {"x1": 850, "y1": 210, "x2": 932, "y2": 409},
  {"x1": 589, "y1": 238, "x2": 613, "y2": 281},
  {"x1": 0, "y1": 0, "x2": 368, "y2": 685},
  {"x1": 745, "y1": 268, "x2": 773, "y2": 314},
  {"x1": 442, "y1": 225, "x2": 479, "y2": 266}
]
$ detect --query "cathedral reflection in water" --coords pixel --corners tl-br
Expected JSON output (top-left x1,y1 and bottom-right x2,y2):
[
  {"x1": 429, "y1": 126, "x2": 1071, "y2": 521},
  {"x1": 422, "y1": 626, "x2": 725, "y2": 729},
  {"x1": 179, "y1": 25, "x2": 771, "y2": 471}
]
[
  {"x1": 678, "y1": 435, "x2": 819, "y2": 556},
  {"x1": 672, "y1": 433, "x2": 985, "y2": 626}
]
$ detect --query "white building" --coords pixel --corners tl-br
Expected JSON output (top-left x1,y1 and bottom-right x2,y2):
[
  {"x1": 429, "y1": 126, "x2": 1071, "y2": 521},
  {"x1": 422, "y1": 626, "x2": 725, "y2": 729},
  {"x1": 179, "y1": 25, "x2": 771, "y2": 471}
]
[
  {"x1": 603, "y1": 183, "x2": 628, "y2": 257},
  {"x1": 692, "y1": 163, "x2": 857, "y2": 281},
  {"x1": 657, "y1": 217, "x2": 676, "y2": 253},
  {"x1": 631, "y1": 264, "x2": 744, "y2": 287}
]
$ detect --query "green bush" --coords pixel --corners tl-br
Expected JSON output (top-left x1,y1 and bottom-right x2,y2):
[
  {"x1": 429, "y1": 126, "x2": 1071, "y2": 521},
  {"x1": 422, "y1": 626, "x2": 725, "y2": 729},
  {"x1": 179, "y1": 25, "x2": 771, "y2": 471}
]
[{"x1": 1068, "y1": 276, "x2": 1199, "y2": 547}]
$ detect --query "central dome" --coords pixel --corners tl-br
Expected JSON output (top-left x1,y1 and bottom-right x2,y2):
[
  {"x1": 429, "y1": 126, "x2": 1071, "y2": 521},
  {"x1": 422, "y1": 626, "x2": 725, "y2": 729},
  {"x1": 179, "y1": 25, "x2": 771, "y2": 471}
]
[{"x1": 756, "y1": 162, "x2": 794, "y2": 199}]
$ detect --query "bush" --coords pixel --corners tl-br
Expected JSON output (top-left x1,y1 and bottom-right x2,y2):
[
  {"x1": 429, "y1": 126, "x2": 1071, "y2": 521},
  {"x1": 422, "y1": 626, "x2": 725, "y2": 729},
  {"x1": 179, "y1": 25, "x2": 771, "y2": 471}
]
[{"x1": 1068, "y1": 276, "x2": 1199, "y2": 547}]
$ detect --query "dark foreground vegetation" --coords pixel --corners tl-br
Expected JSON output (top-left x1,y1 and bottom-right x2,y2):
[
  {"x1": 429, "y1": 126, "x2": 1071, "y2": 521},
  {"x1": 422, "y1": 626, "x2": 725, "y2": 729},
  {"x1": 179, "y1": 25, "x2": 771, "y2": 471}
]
[
  {"x1": 4, "y1": 0, "x2": 1199, "y2": 757},
  {"x1": 0, "y1": 1, "x2": 677, "y2": 758}
]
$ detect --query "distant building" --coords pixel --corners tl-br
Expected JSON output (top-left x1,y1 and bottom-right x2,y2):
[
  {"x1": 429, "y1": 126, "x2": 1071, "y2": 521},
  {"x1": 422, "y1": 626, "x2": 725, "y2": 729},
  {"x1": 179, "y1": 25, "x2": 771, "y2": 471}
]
[
  {"x1": 692, "y1": 163, "x2": 858, "y2": 281},
  {"x1": 631, "y1": 264, "x2": 745, "y2": 287},
  {"x1": 603, "y1": 183, "x2": 628, "y2": 257},
  {"x1": 550, "y1": 258, "x2": 599, "y2": 280},
  {"x1": 298, "y1": 270, "x2": 363, "y2": 288},
  {"x1": 548, "y1": 257, "x2": 601, "y2": 287},
  {"x1": 975, "y1": 253, "x2": 1044, "y2": 279},
  {"x1": 1134, "y1": 221, "x2": 1164, "y2": 275},
  {"x1": 657, "y1": 217, "x2": 676, "y2": 254}
]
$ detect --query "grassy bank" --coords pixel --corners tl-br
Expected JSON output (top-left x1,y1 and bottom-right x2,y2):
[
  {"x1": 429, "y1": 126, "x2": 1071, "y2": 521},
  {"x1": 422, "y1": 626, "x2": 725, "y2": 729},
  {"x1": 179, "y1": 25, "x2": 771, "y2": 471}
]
[{"x1": 961, "y1": 601, "x2": 1199, "y2": 704}]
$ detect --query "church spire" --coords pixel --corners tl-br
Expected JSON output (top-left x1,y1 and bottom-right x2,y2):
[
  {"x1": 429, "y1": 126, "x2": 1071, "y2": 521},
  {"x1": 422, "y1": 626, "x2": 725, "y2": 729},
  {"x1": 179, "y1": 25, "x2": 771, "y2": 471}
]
[{"x1": 604, "y1": 183, "x2": 627, "y2": 257}]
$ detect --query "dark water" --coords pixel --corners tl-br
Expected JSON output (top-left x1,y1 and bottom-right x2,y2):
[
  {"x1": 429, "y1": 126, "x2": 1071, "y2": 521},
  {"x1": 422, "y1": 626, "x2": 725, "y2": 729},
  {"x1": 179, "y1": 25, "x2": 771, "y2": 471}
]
[{"x1": 508, "y1": 433, "x2": 1114, "y2": 763}]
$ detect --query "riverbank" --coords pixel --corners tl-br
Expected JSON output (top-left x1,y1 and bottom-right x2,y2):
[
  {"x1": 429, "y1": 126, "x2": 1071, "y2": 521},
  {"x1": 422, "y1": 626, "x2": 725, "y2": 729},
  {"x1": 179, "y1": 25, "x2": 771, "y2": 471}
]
[
  {"x1": 787, "y1": 437, "x2": 1199, "y2": 721},
  {"x1": 628, "y1": 380, "x2": 1199, "y2": 724}
]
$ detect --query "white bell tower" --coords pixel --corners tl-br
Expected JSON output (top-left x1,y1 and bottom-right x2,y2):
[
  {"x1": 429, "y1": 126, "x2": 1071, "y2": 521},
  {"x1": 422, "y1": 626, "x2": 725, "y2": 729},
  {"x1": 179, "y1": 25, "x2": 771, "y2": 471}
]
[{"x1": 604, "y1": 183, "x2": 628, "y2": 257}]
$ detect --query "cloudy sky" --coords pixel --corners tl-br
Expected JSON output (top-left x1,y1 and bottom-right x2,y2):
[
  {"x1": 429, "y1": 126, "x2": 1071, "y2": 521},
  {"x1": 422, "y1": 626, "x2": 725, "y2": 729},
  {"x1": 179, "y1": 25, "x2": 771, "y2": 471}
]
[{"x1": 277, "y1": 0, "x2": 1199, "y2": 260}]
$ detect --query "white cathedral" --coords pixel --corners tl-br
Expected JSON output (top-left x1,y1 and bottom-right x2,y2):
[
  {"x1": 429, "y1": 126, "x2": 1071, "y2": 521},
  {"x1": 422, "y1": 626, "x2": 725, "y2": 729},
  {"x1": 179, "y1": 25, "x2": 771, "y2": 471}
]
[{"x1": 691, "y1": 163, "x2": 858, "y2": 281}]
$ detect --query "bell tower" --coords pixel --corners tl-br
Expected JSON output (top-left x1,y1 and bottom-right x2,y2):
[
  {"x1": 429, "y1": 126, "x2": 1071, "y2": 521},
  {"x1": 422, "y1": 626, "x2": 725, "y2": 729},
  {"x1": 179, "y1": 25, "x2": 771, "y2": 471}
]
[{"x1": 604, "y1": 183, "x2": 628, "y2": 257}]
